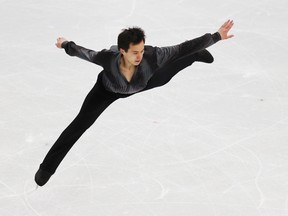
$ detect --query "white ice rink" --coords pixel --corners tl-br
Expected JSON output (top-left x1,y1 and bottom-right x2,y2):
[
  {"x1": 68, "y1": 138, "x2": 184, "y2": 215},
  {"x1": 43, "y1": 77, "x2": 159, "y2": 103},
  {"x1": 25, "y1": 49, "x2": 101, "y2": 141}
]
[{"x1": 1, "y1": 0, "x2": 288, "y2": 215}]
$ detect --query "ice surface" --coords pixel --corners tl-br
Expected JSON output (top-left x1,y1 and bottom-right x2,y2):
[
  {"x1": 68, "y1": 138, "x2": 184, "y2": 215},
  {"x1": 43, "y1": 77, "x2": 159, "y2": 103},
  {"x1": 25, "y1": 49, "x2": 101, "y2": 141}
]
[{"x1": 1, "y1": 0, "x2": 288, "y2": 215}]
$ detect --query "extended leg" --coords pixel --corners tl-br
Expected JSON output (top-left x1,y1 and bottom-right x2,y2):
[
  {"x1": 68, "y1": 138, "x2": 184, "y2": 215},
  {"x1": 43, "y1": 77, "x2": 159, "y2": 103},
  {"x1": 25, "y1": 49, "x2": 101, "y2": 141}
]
[{"x1": 35, "y1": 79, "x2": 118, "y2": 186}]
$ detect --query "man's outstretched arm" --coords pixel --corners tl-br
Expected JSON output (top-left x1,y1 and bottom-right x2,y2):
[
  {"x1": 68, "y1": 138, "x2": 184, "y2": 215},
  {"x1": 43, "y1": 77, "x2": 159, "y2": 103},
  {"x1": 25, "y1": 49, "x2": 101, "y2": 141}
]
[
  {"x1": 156, "y1": 20, "x2": 235, "y2": 67},
  {"x1": 55, "y1": 37, "x2": 103, "y2": 65}
]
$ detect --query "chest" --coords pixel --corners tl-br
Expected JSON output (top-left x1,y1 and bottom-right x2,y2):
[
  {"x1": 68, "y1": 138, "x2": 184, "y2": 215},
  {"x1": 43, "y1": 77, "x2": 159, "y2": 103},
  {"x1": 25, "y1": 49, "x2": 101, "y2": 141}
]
[{"x1": 119, "y1": 65, "x2": 136, "y2": 83}]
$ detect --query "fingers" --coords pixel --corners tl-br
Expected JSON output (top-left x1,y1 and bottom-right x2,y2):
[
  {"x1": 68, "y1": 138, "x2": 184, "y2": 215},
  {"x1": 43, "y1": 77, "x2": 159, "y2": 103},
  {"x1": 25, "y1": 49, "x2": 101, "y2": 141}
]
[
  {"x1": 222, "y1": 19, "x2": 234, "y2": 30},
  {"x1": 218, "y1": 19, "x2": 235, "y2": 40},
  {"x1": 55, "y1": 37, "x2": 67, "y2": 48},
  {"x1": 227, "y1": 34, "x2": 234, "y2": 39},
  {"x1": 57, "y1": 37, "x2": 64, "y2": 42},
  {"x1": 227, "y1": 20, "x2": 234, "y2": 30},
  {"x1": 222, "y1": 20, "x2": 230, "y2": 27}
]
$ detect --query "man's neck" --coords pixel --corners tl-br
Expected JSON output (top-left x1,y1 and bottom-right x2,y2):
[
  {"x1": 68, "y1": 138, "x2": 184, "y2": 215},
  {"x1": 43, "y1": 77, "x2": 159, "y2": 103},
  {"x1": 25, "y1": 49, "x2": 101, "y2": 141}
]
[
  {"x1": 119, "y1": 56, "x2": 136, "y2": 82},
  {"x1": 121, "y1": 56, "x2": 135, "y2": 71}
]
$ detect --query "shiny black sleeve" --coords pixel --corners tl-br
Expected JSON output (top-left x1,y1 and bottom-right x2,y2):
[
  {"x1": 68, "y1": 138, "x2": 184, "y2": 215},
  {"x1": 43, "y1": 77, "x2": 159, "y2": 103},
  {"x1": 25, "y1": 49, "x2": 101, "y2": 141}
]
[
  {"x1": 156, "y1": 32, "x2": 221, "y2": 67},
  {"x1": 61, "y1": 41, "x2": 106, "y2": 66}
]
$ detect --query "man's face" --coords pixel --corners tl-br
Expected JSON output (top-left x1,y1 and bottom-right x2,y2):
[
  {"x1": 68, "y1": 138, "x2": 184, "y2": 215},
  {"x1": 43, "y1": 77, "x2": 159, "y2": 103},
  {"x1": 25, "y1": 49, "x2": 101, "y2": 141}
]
[{"x1": 121, "y1": 40, "x2": 145, "y2": 66}]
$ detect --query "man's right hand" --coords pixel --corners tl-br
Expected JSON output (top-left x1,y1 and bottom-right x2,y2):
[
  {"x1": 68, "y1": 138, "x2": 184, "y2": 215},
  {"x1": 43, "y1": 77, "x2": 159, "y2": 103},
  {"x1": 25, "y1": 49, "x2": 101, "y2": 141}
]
[{"x1": 55, "y1": 37, "x2": 68, "y2": 48}]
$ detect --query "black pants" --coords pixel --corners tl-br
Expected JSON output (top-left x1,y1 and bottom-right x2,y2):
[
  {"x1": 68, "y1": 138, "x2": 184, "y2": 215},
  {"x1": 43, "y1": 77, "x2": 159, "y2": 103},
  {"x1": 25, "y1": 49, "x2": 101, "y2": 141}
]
[{"x1": 39, "y1": 52, "x2": 198, "y2": 174}]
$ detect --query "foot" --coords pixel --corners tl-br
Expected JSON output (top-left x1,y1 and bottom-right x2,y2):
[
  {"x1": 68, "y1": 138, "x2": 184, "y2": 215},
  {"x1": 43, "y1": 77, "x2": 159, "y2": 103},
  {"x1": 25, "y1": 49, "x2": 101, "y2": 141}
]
[
  {"x1": 35, "y1": 168, "x2": 53, "y2": 186},
  {"x1": 195, "y1": 49, "x2": 214, "y2": 63}
]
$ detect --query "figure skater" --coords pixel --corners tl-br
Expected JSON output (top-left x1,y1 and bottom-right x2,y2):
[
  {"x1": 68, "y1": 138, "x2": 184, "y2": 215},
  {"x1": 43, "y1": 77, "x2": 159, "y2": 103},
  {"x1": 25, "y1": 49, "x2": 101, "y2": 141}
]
[{"x1": 35, "y1": 20, "x2": 234, "y2": 186}]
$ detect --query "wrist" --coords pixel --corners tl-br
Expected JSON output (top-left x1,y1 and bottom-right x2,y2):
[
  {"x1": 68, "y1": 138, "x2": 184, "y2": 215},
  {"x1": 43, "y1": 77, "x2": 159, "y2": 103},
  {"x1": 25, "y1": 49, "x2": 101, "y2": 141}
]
[
  {"x1": 61, "y1": 41, "x2": 69, "y2": 49},
  {"x1": 212, "y1": 32, "x2": 222, "y2": 42}
]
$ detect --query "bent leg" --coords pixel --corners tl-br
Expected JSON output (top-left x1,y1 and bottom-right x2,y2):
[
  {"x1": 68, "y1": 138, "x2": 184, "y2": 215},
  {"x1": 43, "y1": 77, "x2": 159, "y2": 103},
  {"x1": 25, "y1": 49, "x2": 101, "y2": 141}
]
[
  {"x1": 39, "y1": 81, "x2": 118, "y2": 175},
  {"x1": 144, "y1": 49, "x2": 213, "y2": 91}
]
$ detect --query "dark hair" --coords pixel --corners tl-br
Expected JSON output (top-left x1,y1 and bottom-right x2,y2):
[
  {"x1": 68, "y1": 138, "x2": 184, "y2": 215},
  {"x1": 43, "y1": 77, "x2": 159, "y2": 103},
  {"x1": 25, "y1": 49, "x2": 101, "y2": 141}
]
[{"x1": 117, "y1": 27, "x2": 145, "y2": 52}]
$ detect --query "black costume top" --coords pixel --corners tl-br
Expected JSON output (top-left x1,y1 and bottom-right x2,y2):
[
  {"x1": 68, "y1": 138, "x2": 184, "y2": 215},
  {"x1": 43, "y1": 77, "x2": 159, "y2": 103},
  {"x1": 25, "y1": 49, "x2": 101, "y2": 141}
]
[{"x1": 62, "y1": 32, "x2": 221, "y2": 94}]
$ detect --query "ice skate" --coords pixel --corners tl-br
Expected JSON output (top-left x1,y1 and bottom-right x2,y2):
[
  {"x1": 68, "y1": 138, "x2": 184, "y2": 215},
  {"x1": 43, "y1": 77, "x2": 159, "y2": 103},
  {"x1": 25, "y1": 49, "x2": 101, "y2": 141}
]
[
  {"x1": 195, "y1": 49, "x2": 214, "y2": 63},
  {"x1": 35, "y1": 168, "x2": 53, "y2": 187}
]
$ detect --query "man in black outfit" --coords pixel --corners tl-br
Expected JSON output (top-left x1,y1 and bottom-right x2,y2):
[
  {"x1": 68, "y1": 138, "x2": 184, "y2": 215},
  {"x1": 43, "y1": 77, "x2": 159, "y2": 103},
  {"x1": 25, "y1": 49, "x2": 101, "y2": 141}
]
[{"x1": 35, "y1": 20, "x2": 234, "y2": 186}]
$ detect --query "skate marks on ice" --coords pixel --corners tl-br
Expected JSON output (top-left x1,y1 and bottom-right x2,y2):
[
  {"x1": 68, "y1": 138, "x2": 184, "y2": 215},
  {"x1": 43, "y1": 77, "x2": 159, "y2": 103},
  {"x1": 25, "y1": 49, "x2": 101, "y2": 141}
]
[{"x1": 1, "y1": 0, "x2": 288, "y2": 215}]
